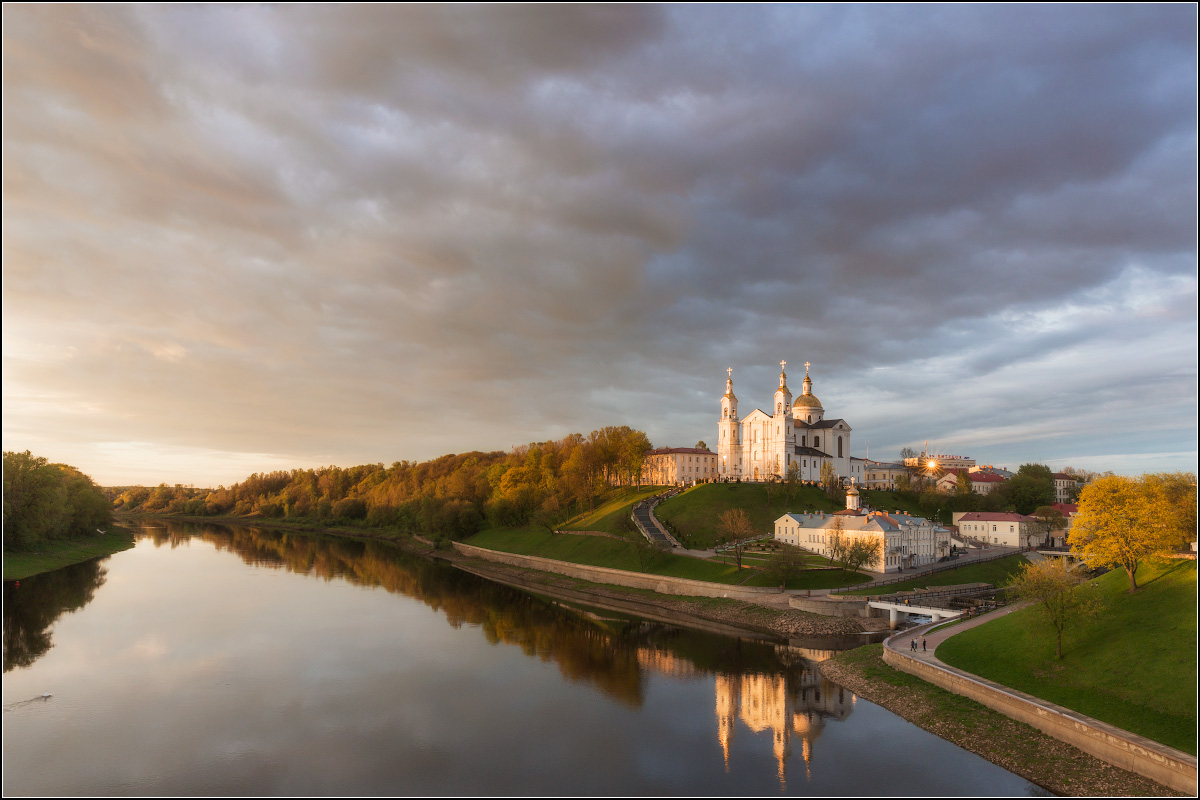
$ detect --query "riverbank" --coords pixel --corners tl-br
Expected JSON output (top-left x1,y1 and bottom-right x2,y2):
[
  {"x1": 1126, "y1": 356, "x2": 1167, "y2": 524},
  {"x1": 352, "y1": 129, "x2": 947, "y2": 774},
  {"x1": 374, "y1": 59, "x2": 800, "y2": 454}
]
[
  {"x1": 3, "y1": 526, "x2": 136, "y2": 580},
  {"x1": 121, "y1": 513, "x2": 880, "y2": 640},
  {"x1": 819, "y1": 644, "x2": 1183, "y2": 797}
]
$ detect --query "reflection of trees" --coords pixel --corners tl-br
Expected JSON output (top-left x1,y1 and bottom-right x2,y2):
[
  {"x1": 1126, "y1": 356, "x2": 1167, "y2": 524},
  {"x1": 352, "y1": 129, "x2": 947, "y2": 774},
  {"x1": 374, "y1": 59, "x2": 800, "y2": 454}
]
[
  {"x1": 142, "y1": 522, "x2": 815, "y2": 710},
  {"x1": 4, "y1": 558, "x2": 108, "y2": 672}
]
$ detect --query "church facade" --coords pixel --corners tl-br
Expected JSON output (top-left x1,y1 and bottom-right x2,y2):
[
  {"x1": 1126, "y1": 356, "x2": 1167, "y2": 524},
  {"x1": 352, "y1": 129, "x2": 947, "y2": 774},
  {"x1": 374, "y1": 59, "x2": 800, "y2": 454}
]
[{"x1": 717, "y1": 362, "x2": 858, "y2": 483}]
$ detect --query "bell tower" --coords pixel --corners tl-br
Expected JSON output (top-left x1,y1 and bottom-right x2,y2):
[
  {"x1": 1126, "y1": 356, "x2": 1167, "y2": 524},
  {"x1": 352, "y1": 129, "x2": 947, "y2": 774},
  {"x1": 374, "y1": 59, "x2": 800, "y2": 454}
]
[{"x1": 718, "y1": 368, "x2": 739, "y2": 479}]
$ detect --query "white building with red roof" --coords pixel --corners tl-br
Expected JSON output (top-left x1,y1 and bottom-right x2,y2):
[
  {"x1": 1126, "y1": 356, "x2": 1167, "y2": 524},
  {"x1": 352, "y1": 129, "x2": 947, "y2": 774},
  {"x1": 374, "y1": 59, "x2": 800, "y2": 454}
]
[
  {"x1": 1052, "y1": 473, "x2": 1081, "y2": 503},
  {"x1": 640, "y1": 447, "x2": 718, "y2": 485},
  {"x1": 935, "y1": 468, "x2": 1006, "y2": 495},
  {"x1": 953, "y1": 511, "x2": 1044, "y2": 548}
]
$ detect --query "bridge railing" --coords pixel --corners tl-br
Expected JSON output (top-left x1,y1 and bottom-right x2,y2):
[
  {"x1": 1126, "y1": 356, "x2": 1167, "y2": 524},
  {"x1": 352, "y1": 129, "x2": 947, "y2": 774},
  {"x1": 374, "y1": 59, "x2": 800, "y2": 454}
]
[{"x1": 830, "y1": 547, "x2": 1033, "y2": 594}]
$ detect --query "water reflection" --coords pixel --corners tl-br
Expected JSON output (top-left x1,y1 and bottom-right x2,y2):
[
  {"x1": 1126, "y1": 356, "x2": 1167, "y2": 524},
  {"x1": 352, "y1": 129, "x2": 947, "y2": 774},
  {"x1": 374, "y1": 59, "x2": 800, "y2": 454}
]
[
  {"x1": 4, "y1": 520, "x2": 1037, "y2": 795},
  {"x1": 716, "y1": 668, "x2": 851, "y2": 790},
  {"x1": 3, "y1": 558, "x2": 108, "y2": 672},
  {"x1": 131, "y1": 521, "x2": 866, "y2": 784}
]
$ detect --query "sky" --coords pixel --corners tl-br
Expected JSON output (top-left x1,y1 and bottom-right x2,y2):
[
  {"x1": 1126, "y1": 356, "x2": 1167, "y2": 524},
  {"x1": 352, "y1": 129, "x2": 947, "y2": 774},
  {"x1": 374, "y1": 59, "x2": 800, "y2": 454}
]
[{"x1": 3, "y1": 5, "x2": 1197, "y2": 487}]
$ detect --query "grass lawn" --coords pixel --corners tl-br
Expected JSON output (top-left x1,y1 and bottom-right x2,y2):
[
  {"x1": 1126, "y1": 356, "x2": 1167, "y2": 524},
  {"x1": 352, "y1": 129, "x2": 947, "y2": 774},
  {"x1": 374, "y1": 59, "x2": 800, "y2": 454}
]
[
  {"x1": 937, "y1": 559, "x2": 1197, "y2": 755},
  {"x1": 654, "y1": 483, "x2": 843, "y2": 548},
  {"x1": 467, "y1": 526, "x2": 749, "y2": 583},
  {"x1": 559, "y1": 486, "x2": 666, "y2": 535},
  {"x1": 467, "y1": 525, "x2": 872, "y2": 590},
  {"x1": 4, "y1": 527, "x2": 136, "y2": 580},
  {"x1": 739, "y1": 566, "x2": 871, "y2": 590},
  {"x1": 836, "y1": 553, "x2": 1030, "y2": 595}
]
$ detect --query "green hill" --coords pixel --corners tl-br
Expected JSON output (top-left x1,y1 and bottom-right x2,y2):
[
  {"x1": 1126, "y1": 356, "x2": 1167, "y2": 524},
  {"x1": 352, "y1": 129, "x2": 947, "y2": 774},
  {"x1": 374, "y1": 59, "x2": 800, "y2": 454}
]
[
  {"x1": 653, "y1": 482, "x2": 844, "y2": 549},
  {"x1": 936, "y1": 559, "x2": 1197, "y2": 754},
  {"x1": 558, "y1": 486, "x2": 665, "y2": 535}
]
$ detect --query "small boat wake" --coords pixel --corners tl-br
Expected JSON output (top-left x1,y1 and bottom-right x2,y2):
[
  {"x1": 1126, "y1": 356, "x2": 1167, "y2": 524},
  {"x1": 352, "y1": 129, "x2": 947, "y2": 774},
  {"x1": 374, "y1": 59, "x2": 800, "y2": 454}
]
[{"x1": 3, "y1": 693, "x2": 52, "y2": 712}]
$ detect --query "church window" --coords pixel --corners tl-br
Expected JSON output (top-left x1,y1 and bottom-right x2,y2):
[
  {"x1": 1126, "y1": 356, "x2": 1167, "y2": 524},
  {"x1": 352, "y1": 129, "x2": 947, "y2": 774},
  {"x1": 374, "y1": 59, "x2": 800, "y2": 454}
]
[
  {"x1": 838, "y1": 436, "x2": 843, "y2": 458},
  {"x1": 814, "y1": 436, "x2": 820, "y2": 449}
]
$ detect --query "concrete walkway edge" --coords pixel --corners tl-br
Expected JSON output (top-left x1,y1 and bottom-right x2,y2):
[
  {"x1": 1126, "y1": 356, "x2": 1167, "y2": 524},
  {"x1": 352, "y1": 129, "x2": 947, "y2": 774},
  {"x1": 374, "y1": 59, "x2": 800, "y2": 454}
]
[{"x1": 883, "y1": 612, "x2": 1197, "y2": 795}]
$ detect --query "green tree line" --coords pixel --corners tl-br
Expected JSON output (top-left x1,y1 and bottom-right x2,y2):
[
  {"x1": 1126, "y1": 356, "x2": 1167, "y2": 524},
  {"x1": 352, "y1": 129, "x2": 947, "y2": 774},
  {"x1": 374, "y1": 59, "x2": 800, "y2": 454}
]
[
  {"x1": 3, "y1": 451, "x2": 114, "y2": 551},
  {"x1": 111, "y1": 426, "x2": 653, "y2": 541}
]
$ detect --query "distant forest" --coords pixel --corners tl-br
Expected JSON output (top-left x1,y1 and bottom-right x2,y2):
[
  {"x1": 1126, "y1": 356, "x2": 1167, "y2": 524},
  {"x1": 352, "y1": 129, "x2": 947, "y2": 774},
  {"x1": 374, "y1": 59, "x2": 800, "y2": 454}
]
[{"x1": 110, "y1": 426, "x2": 653, "y2": 541}]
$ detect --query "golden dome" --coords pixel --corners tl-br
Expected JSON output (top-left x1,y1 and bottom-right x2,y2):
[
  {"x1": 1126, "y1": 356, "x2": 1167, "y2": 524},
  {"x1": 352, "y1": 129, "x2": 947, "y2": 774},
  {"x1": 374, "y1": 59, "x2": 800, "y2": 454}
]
[{"x1": 792, "y1": 392, "x2": 822, "y2": 410}]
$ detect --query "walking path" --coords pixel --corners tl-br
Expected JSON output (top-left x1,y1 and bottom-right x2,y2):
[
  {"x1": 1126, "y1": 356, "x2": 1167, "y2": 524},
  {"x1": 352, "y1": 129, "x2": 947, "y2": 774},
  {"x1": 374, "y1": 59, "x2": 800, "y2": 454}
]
[{"x1": 881, "y1": 602, "x2": 1197, "y2": 795}]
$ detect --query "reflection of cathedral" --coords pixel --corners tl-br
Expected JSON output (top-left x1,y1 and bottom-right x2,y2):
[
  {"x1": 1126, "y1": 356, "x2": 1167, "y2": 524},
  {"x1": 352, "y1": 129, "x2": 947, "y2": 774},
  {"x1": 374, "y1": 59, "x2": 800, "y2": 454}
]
[{"x1": 714, "y1": 667, "x2": 853, "y2": 789}]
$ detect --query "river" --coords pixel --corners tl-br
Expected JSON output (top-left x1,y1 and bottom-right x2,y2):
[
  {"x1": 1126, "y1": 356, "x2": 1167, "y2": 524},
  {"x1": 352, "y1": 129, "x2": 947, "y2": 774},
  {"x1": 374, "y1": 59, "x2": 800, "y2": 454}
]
[{"x1": 3, "y1": 521, "x2": 1042, "y2": 795}]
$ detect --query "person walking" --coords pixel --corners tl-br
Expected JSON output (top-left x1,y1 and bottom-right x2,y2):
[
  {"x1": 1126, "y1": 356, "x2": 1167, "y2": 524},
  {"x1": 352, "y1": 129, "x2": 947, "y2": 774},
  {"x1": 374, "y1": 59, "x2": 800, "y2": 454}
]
[{"x1": 922, "y1": 637, "x2": 927, "y2": 652}]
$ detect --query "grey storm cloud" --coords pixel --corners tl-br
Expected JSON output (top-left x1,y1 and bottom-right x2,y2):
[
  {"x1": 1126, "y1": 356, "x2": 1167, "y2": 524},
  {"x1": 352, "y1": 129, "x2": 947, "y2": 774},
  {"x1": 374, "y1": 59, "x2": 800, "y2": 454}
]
[{"x1": 2, "y1": 4, "x2": 1195, "y2": 485}]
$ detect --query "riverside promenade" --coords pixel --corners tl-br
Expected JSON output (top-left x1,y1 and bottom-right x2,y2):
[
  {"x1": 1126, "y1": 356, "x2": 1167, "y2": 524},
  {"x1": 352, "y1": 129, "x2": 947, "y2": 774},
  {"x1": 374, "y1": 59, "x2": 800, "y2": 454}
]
[{"x1": 883, "y1": 607, "x2": 1197, "y2": 795}]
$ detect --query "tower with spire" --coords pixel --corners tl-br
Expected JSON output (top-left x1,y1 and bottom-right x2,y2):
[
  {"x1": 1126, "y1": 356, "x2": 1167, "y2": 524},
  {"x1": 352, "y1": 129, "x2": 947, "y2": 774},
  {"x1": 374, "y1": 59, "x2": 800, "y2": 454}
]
[{"x1": 717, "y1": 367, "x2": 741, "y2": 480}]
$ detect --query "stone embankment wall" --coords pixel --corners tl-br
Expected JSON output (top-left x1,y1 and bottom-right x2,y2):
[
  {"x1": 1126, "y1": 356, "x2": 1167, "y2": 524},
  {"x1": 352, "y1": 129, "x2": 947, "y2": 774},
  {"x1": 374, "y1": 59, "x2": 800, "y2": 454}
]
[
  {"x1": 789, "y1": 595, "x2": 873, "y2": 618},
  {"x1": 883, "y1": 633, "x2": 1198, "y2": 795},
  {"x1": 452, "y1": 542, "x2": 780, "y2": 600}
]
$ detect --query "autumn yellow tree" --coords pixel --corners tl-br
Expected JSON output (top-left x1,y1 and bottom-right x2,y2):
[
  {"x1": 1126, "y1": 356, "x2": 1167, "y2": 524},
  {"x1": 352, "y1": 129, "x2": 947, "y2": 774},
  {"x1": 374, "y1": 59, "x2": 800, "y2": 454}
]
[{"x1": 1068, "y1": 473, "x2": 1196, "y2": 591}]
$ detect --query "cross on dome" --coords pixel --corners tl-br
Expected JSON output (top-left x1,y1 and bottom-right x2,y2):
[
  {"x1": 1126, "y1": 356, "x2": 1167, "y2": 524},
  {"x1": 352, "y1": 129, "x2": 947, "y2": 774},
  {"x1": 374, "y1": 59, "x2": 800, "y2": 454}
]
[
  {"x1": 780, "y1": 360, "x2": 787, "y2": 371},
  {"x1": 804, "y1": 361, "x2": 811, "y2": 376},
  {"x1": 727, "y1": 367, "x2": 733, "y2": 378}
]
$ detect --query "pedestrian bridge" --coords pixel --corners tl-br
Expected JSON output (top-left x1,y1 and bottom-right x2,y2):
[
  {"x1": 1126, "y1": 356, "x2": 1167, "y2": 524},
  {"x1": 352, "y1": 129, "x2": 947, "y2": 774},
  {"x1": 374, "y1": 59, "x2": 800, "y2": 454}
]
[{"x1": 868, "y1": 599, "x2": 963, "y2": 629}]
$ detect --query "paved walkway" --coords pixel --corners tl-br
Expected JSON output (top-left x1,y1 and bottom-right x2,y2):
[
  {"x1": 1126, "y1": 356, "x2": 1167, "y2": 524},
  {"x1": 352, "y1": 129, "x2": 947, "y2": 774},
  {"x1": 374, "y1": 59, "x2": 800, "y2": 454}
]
[{"x1": 886, "y1": 599, "x2": 1032, "y2": 662}]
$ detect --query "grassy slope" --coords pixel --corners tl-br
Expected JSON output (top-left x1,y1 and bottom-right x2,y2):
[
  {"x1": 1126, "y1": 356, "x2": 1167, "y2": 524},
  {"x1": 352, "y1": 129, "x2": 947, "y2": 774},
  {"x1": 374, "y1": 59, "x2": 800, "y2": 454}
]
[
  {"x1": 653, "y1": 482, "x2": 842, "y2": 548},
  {"x1": 4, "y1": 526, "x2": 136, "y2": 580},
  {"x1": 837, "y1": 553, "x2": 1030, "y2": 595},
  {"x1": 937, "y1": 559, "x2": 1197, "y2": 754},
  {"x1": 465, "y1": 526, "x2": 870, "y2": 589},
  {"x1": 559, "y1": 486, "x2": 665, "y2": 535}
]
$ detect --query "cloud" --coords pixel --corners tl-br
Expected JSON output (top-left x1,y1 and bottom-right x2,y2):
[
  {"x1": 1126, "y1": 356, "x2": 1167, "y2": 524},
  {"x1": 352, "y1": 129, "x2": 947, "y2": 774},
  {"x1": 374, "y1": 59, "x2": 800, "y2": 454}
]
[{"x1": 2, "y1": 4, "x2": 1195, "y2": 484}]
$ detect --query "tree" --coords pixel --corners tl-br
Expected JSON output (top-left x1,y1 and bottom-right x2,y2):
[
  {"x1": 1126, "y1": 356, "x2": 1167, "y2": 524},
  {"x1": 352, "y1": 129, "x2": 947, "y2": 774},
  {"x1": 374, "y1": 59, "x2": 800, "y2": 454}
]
[
  {"x1": 695, "y1": 441, "x2": 708, "y2": 451},
  {"x1": 784, "y1": 462, "x2": 801, "y2": 503},
  {"x1": 764, "y1": 474, "x2": 780, "y2": 506},
  {"x1": 1003, "y1": 463, "x2": 1055, "y2": 515},
  {"x1": 820, "y1": 461, "x2": 839, "y2": 498},
  {"x1": 1031, "y1": 506, "x2": 1067, "y2": 546},
  {"x1": 1068, "y1": 473, "x2": 1195, "y2": 591},
  {"x1": 826, "y1": 515, "x2": 848, "y2": 566},
  {"x1": 718, "y1": 508, "x2": 755, "y2": 570},
  {"x1": 1010, "y1": 558, "x2": 1100, "y2": 659},
  {"x1": 842, "y1": 536, "x2": 882, "y2": 579},
  {"x1": 954, "y1": 470, "x2": 973, "y2": 496},
  {"x1": 899, "y1": 446, "x2": 918, "y2": 463},
  {"x1": 764, "y1": 543, "x2": 806, "y2": 589}
]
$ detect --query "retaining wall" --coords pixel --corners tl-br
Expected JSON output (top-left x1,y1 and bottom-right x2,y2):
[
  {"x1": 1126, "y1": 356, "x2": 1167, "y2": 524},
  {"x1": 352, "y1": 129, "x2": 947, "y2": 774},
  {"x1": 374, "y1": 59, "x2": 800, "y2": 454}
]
[
  {"x1": 789, "y1": 595, "x2": 873, "y2": 618},
  {"x1": 883, "y1": 635, "x2": 1197, "y2": 795},
  {"x1": 452, "y1": 542, "x2": 780, "y2": 600}
]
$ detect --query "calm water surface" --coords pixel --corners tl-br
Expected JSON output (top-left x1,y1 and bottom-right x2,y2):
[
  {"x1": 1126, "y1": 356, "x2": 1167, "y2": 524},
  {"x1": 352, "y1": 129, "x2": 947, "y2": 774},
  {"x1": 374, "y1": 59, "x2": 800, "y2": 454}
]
[{"x1": 3, "y1": 521, "x2": 1043, "y2": 796}]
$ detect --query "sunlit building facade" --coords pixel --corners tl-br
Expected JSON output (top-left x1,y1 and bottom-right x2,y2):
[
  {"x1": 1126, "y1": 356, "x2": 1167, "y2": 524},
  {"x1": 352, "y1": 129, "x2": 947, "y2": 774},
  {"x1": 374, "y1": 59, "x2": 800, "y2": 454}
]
[{"x1": 717, "y1": 362, "x2": 859, "y2": 484}]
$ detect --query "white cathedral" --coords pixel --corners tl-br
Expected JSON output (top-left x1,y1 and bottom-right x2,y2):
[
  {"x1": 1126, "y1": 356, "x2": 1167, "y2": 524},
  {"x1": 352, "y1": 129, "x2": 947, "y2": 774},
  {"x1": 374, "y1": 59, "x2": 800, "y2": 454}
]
[{"x1": 717, "y1": 361, "x2": 861, "y2": 484}]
